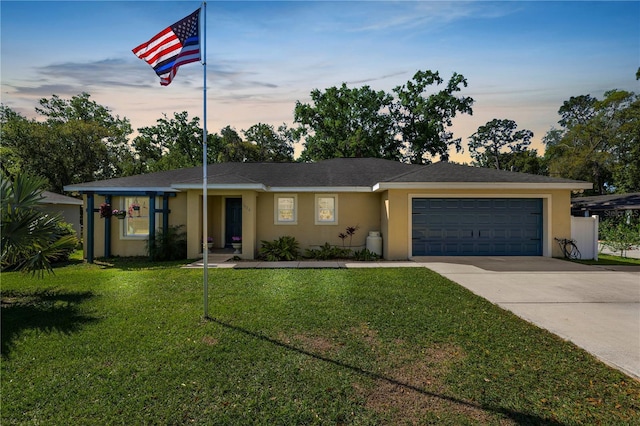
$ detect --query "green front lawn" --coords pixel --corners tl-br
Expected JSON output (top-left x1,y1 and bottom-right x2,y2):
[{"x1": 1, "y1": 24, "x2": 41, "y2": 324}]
[{"x1": 2, "y1": 260, "x2": 638, "y2": 425}]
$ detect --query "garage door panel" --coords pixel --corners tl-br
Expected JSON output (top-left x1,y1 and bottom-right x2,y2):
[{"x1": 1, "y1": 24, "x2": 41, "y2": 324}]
[{"x1": 412, "y1": 198, "x2": 542, "y2": 256}]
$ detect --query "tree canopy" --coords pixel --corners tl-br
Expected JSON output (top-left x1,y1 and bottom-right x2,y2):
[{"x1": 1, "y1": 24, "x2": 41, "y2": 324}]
[
  {"x1": 393, "y1": 70, "x2": 474, "y2": 164},
  {"x1": 1, "y1": 93, "x2": 133, "y2": 193},
  {"x1": 295, "y1": 83, "x2": 400, "y2": 162},
  {"x1": 294, "y1": 70, "x2": 475, "y2": 164},
  {"x1": 2, "y1": 69, "x2": 637, "y2": 196},
  {"x1": 544, "y1": 90, "x2": 639, "y2": 194},
  {"x1": 468, "y1": 119, "x2": 534, "y2": 171}
]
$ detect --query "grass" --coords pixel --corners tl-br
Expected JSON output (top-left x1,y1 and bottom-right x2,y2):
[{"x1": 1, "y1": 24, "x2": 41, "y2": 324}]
[
  {"x1": 2, "y1": 258, "x2": 639, "y2": 425},
  {"x1": 572, "y1": 253, "x2": 640, "y2": 266}
]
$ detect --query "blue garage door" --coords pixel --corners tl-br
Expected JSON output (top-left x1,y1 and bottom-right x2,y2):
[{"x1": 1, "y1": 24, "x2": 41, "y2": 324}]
[{"x1": 412, "y1": 198, "x2": 542, "y2": 256}]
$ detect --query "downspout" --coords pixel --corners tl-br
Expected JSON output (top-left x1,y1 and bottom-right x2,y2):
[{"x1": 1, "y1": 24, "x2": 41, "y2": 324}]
[{"x1": 87, "y1": 193, "x2": 95, "y2": 263}]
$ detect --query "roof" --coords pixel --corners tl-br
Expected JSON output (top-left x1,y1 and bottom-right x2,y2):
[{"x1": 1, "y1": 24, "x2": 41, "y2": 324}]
[
  {"x1": 64, "y1": 158, "x2": 592, "y2": 193},
  {"x1": 41, "y1": 191, "x2": 83, "y2": 205},
  {"x1": 571, "y1": 192, "x2": 640, "y2": 211}
]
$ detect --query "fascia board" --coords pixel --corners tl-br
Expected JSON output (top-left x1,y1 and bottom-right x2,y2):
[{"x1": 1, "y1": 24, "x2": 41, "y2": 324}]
[
  {"x1": 373, "y1": 182, "x2": 593, "y2": 191},
  {"x1": 171, "y1": 183, "x2": 267, "y2": 191},
  {"x1": 63, "y1": 185, "x2": 178, "y2": 193},
  {"x1": 267, "y1": 186, "x2": 372, "y2": 193}
]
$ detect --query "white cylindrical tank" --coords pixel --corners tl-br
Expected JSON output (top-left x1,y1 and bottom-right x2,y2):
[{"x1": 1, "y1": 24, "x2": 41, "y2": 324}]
[{"x1": 366, "y1": 231, "x2": 382, "y2": 256}]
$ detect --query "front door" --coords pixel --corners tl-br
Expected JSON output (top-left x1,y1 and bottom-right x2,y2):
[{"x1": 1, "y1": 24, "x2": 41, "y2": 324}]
[{"x1": 225, "y1": 198, "x2": 242, "y2": 248}]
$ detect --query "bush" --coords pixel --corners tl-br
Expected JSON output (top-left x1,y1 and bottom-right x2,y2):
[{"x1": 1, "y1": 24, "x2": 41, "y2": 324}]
[
  {"x1": 599, "y1": 219, "x2": 640, "y2": 257},
  {"x1": 146, "y1": 225, "x2": 187, "y2": 261},
  {"x1": 259, "y1": 236, "x2": 299, "y2": 261},
  {"x1": 352, "y1": 248, "x2": 380, "y2": 261},
  {"x1": 50, "y1": 221, "x2": 78, "y2": 264},
  {"x1": 305, "y1": 242, "x2": 351, "y2": 260},
  {"x1": 1, "y1": 173, "x2": 79, "y2": 276}
]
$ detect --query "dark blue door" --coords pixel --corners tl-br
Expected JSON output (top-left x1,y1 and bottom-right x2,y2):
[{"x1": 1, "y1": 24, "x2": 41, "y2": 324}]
[
  {"x1": 225, "y1": 198, "x2": 242, "y2": 248},
  {"x1": 412, "y1": 198, "x2": 542, "y2": 256}
]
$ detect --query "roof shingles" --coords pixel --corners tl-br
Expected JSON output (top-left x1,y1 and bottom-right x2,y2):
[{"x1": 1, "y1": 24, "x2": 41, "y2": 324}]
[{"x1": 64, "y1": 158, "x2": 589, "y2": 192}]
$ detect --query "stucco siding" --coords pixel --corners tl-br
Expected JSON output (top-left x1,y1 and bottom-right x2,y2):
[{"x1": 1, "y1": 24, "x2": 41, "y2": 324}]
[
  {"x1": 255, "y1": 192, "x2": 382, "y2": 254},
  {"x1": 86, "y1": 193, "x2": 188, "y2": 258}
]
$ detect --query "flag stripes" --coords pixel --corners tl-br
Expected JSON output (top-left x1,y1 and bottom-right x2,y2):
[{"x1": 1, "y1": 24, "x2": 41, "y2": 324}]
[{"x1": 132, "y1": 8, "x2": 201, "y2": 86}]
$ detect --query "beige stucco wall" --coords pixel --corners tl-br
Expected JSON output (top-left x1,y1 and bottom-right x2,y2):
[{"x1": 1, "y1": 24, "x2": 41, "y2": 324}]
[
  {"x1": 85, "y1": 193, "x2": 187, "y2": 258},
  {"x1": 186, "y1": 190, "x2": 257, "y2": 259},
  {"x1": 86, "y1": 187, "x2": 575, "y2": 261},
  {"x1": 255, "y1": 192, "x2": 383, "y2": 256}
]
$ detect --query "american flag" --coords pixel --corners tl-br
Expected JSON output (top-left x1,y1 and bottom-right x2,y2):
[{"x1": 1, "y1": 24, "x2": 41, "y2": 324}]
[{"x1": 132, "y1": 8, "x2": 201, "y2": 86}]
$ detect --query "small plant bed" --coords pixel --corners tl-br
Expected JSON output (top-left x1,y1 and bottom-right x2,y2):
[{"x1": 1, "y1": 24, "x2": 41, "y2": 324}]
[{"x1": 2, "y1": 262, "x2": 639, "y2": 424}]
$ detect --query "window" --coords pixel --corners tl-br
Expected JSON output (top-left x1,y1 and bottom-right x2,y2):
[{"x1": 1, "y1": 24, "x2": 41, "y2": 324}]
[
  {"x1": 275, "y1": 194, "x2": 297, "y2": 224},
  {"x1": 315, "y1": 195, "x2": 338, "y2": 224},
  {"x1": 122, "y1": 197, "x2": 154, "y2": 238}
]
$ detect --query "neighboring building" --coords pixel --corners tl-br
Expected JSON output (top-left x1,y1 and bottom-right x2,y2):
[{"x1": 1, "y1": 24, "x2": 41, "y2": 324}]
[
  {"x1": 571, "y1": 192, "x2": 640, "y2": 221},
  {"x1": 63, "y1": 158, "x2": 592, "y2": 261},
  {"x1": 41, "y1": 191, "x2": 83, "y2": 239}
]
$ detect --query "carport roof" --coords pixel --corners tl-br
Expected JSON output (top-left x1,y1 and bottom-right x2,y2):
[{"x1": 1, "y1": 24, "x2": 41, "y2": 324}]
[
  {"x1": 571, "y1": 192, "x2": 640, "y2": 212},
  {"x1": 64, "y1": 158, "x2": 592, "y2": 193}
]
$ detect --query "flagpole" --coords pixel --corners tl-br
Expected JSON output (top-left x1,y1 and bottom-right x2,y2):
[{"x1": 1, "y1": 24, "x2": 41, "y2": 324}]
[{"x1": 202, "y1": 1, "x2": 209, "y2": 319}]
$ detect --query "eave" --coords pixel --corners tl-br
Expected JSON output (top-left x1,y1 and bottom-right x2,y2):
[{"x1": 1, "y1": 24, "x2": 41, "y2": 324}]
[
  {"x1": 63, "y1": 185, "x2": 179, "y2": 194},
  {"x1": 372, "y1": 182, "x2": 594, "y2": 191}
]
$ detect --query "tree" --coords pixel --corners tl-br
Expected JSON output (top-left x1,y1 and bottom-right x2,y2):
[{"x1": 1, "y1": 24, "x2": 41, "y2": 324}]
[
  {"x1": 131, "y1": 111, "x2": 206, "y2": 173},
  {"x1": 472, "y1": 150, "x2": 546, "y2": 175},
  {"x1": 0, "y1": 93, "x2": 133, "y2": 192},
  {"x1": 544, "y1": 90, "x2": 638, "y2": 194},
  {"x1": 557, "y1": 95, "x2": 597, "y2": 128},
  {"x1": 393, "y1": 70, "x2": 474, "y2": 164},
  {"x1": 295, "y1": 83, "x2": 400, "y2": 161},
  {"x1": 1, "y1": 173, "x2": 78, "y2": 277},
  {"x1": 468, "y1": 119, "x2": 533, "y2": 170},
  {"x1": 214, "y1": 125, "x2": 257, "y2": 163},
  {"x1": 243, "y1": 123, "x2": 295, "y2": 162}
]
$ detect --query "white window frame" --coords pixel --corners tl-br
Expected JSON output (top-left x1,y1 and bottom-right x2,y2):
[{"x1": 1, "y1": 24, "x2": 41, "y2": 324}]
[
  {"x1": 315, "y1": 194, "x2": 338, "y2": 225},
  {"x1": 120, "y1": 196, "x2": 159, "y2": 240},
  {"x1": 274, "y1": 194, "x2": 297, "y2": 225}
]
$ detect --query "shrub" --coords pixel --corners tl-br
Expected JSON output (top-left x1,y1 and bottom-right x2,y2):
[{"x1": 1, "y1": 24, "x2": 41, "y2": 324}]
[
  {"x1": 50, "y1": 221, "x2": 78, "y2": 263},
  {"x1": 599, "y1": 219, "x2": 640, "y2": 257},
  {"x1": 1, "y1": 173, "x2": 79, "y2": 276},
  {"x1": 352, "y1": 248, "x2": 380, "y2": 261},
  {"x1": 259, "y1": 236, "x2": 299, "y2": 261},
  {"x1": 146, "y1": 225, "x2": 187, "y2": 261},
  {"x1": 338, "y1": 225, "x2": 359, "y2": 248},
  {"x1": 305, "y1": 242, "x2": 350, "y2": 260}
]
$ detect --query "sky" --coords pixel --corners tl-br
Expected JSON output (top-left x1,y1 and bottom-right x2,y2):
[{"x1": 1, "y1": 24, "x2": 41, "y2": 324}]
[{"x1": 1, "y1": 0, "x2": 638, "y2": 163}]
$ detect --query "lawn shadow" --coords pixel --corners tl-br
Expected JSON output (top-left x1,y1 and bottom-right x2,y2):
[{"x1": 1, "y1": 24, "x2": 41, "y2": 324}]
[
  {"x1": 208, "y1": 317, "x2": 564, "y2": 425},
  {"x1": 1, "y1": 289, "x2": 98, "y2": 358}
]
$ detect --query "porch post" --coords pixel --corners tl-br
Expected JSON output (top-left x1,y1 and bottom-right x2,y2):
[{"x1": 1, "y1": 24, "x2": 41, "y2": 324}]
[
  {"x1": 148, "y1": 194, "x2": 157, "y2": 260},
  {"x1": 86, "y1": 192, "x2": 95, "y2": 263},
  {"x1": 104, "y1": 195, "x2": 111, "y2": 258},
  {"x1": 162, "y1": 194, "x2": 170, "y2": 234}
]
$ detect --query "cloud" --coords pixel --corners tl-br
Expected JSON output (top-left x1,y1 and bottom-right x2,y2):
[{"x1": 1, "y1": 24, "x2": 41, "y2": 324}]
[
  {"x1": 347, "y1": 1, "x2": 520, "y2": 33},
  {"x1": 345, "y1": 71, "x2": 409, "y2": 85}
]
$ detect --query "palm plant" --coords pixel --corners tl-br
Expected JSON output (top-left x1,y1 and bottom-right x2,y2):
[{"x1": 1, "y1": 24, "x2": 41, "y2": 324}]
[{"x1": 1, "y1": 173, "x2": 78, "y2": 277}]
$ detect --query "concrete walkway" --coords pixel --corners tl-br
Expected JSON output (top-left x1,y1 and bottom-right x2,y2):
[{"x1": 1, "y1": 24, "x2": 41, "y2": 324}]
[{"x1": 185, "y1": 256, "x2": 640, "y2": 380}]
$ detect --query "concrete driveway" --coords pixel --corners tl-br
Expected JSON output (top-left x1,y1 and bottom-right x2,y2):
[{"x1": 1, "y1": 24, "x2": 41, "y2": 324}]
[{"x1": 415, "y1": 256, "x2": 640, "y2": 380}]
